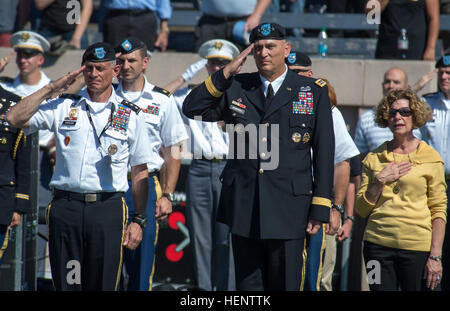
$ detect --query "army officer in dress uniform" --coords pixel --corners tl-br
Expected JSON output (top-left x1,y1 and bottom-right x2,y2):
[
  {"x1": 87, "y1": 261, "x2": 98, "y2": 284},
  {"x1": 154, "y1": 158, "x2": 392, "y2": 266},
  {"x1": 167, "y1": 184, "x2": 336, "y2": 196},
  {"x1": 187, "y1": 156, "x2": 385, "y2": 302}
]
[
  {"x1": 182, "y1": 23, "x2": 335, "y2": 291},
  {"x1": 7, "y1": 42, "x2": 156, "y2": 291},
  {"x1": 0, "y1": 86, "x2": 32, "y2": 266}
]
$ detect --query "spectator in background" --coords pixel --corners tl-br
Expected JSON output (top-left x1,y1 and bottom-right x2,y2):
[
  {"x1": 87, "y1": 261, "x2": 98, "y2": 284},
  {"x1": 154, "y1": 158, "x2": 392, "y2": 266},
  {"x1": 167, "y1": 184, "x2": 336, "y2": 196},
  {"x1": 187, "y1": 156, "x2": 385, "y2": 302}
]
[
  {"x1": 356, "y1": 88, "x2": 446, "y2": 291},
  {"x1": 354, "y1": 67, "x2": 430, "y2": 160},
  {"x1": 0, "y1": 0, "x2": 18, "y2": 47},
  {"x1": 102, "y1": 0, "x2": 172, "y2": 52},
  {"x1": 440, "y1": 0, "x2": 450, "y2": 53},
  {"x1": 166, "y1": 39, "x2": 240, "y2": 291},
  {"x1": 420, "y1": 55, "x2": 450, "y2": 290},
  {"x1": 35, "y1": 0, "x2": 93, "y2": 50},
  {"x1": 326, "y1": 0, "x2": 372, "y2": 38},
  {"x1": 369, "y1": 0, "x2": 439, "y2": 60},
  {"x1": 268, "y1": 0, "x2": 305, "y2": 37},
  {"x1": 194, "y1": 0, "x2": 272, "y2": 50}
]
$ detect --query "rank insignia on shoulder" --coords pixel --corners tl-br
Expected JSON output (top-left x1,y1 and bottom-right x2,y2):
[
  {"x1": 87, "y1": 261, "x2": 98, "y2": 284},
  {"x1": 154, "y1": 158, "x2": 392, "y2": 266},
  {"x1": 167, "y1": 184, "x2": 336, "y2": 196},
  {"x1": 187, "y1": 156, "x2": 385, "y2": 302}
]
[
  {"x1": 152, "y1": 86, "x2": 171, "y2": 97},
  {"x1": 60, "y1": 93, "x2": 82, "y2": 101},
  {"x1": 120, "y1": 100, "x2": 141, "y2": 114},
  {"x1": 315, "y1": 79, "x2": 326, "y2": 88}
]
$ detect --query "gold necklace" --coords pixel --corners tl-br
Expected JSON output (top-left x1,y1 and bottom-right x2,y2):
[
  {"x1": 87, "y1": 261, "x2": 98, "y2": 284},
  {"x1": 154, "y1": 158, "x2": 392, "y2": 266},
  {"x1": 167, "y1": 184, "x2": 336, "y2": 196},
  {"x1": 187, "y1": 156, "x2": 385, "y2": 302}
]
[{"x1": 391, "y1": 150, "x2": 414, "y2": 195}]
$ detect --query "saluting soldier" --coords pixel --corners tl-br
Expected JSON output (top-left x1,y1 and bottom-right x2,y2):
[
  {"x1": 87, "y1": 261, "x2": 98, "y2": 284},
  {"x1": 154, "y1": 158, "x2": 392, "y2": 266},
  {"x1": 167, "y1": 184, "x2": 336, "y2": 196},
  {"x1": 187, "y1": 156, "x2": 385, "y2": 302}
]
[
  {"x1": 182, "y1": 23, "x2": 335, "y2": 291},
  {"x1": 7, "y1": 42, "x2": 157, "y2": 291},
  {"x1": 0, "y1": 86, "x2": 32, "y2": 266},
  {"x1": 114, "y1": 37, "x2": 189, "y2": 291}
]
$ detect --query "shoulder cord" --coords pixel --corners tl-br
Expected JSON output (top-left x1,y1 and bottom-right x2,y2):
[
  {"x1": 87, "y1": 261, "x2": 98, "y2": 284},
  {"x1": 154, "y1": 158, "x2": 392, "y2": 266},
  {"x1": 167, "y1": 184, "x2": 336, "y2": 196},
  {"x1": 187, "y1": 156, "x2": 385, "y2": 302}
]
[{"x1": 12, "y1": 130, "x2": 24, "y2": 160}]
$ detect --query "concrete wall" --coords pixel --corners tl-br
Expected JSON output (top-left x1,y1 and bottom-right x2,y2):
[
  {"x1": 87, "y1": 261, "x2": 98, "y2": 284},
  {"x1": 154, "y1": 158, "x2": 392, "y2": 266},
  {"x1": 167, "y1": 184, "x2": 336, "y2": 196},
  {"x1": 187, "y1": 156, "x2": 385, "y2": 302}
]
[{"x1": 0, "y1": 47, "x2": 438, "y2": 134}]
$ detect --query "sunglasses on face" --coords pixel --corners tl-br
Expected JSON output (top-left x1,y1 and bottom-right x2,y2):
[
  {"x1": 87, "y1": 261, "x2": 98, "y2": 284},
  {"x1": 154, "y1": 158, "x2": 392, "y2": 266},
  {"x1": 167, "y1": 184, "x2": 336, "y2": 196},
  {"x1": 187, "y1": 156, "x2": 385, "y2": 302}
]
[
  {"x1": 208, "y1": 59, "x2": 231, "y2": 67},
  {"x1": 16, "y1": 51, "x2": 41, "y2": 59},
  {"x1": 389, "y1": 107, "x2": 412, "y2": 118}
]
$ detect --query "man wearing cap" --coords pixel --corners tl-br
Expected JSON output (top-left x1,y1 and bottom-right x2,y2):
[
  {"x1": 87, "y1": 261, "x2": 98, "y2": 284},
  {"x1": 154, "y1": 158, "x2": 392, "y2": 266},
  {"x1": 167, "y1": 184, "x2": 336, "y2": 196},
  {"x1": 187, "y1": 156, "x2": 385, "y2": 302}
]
[
  {"x1": 114, "y1": 37, "x2": 188, "y2": 291},
  {"x1": 0, "y1": 30, "x2": 56, "y2": 280},
  {"x1": 7, "y1": 42, "x2": 156, "y2": 291},
  {"x1": 420, "y1": 55, "x2": 450, "y2": 291},
  {"x1": 286, "y1": 51, "x2": 359, "y2": 291},
  {"x1": 183, "y1": 23, "x2": 335, "y2": 290},
  {"x1": 165, "y1": 39, "x2": 240, "y2": 291}
]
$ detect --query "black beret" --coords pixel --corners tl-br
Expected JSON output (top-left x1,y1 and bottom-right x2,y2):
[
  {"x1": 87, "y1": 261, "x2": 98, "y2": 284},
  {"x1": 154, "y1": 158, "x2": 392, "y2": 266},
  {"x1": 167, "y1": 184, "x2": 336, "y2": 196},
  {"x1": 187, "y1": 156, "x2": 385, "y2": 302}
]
[
  {"x1": 435, "y1": 55, "x2": 450, "y2": 68},
  {"x1": 82, "y1": 42, "x2": 116, "y2": 64},
  {"x1": 115, "y1": 37, "x2": 147, "y2": 55},
  {"x1": 285, "y1": 51, "x2": 312, "y2": 66},
  {"x1": 249, "y1": 23, "x2": 286, "y2": 44}
]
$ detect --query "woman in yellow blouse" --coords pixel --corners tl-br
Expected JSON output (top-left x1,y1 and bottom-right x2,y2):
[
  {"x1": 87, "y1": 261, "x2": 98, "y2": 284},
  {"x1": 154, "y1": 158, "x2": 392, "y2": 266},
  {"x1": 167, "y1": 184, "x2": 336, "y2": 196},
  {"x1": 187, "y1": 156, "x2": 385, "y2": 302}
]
[{"x1": 356, "y1": 89, "x2": 447, "y2": 291}]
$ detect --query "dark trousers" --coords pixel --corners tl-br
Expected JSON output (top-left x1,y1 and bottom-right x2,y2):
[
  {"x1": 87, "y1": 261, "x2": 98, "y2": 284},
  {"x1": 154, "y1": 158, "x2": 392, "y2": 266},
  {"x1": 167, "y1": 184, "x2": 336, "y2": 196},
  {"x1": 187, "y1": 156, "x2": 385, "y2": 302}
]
[
  {"x1": 363, "y1": 241, "x2": 438, "y2": 291},
  {"x1": 103, "y1": 10, "x2": 158, "y2": 51},
  {"x1": 441, "y1": 181, "x2": 450, "y2": 290},
  {"x1": 232, "y1": 234, "x2": 306, "y2": 291},
  {"x1": 47, "y1": 194, "x2": 127, "y2": 291},
  {"x1": 0, "y1": 225, "x2": 9, "y2": 266},
  {"x1": 195, "y1": 14, "x2": 248, "y2": 51}
]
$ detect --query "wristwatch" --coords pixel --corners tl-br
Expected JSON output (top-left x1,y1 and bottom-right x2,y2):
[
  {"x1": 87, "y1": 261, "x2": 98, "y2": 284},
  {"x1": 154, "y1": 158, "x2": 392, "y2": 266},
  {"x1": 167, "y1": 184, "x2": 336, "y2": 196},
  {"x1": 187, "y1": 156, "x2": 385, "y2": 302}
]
[
  {"x1": 346, "y1": 215, "x2": 355, "y2": 222},
  {"x1": 132, "y1": 213, "x2": 147, "y2": 229},
  {"x1": 429, "y1": 255, "x2": 442, "y2": 262},
  {"x1": 332, "y1": 204, "x2": 344, "y2": 215},
  {"x1": 162, "y1": 192, "x2": 174, "y2": 202}
]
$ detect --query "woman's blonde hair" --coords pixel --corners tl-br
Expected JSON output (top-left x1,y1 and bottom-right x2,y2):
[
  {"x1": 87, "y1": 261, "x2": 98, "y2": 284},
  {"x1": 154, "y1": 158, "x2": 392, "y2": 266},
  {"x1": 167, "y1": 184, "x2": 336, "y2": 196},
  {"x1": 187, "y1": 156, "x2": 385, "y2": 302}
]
[{"x1": 375, "y1": 88, "x2": 432, "y2": 129}]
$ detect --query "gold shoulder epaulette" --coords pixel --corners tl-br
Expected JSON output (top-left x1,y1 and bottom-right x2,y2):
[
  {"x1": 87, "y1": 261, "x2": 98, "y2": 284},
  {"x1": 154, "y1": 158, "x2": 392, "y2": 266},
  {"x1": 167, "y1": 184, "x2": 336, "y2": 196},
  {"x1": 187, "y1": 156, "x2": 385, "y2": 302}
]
[{"x1": 315, "y1": 79, "x2": 327, "y2": 88}]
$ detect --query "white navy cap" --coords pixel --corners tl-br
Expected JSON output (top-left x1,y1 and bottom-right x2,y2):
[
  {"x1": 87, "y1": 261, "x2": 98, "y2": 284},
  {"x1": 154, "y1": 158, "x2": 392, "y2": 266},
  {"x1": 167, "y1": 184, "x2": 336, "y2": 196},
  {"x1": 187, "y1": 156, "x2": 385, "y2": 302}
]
[
  {"x1": 10, "y1": 31, "x2": 50, "y2": 53},
  {"x1": 198, "y1": 39, "x2": 240, "y2": 61}
]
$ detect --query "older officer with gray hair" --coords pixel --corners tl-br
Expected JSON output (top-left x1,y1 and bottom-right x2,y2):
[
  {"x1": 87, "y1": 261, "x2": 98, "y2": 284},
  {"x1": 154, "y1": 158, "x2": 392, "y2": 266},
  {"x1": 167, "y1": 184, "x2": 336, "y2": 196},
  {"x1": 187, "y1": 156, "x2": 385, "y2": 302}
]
[{"x1": 7, "y1": 42, "x2": 156, "y2": 291}]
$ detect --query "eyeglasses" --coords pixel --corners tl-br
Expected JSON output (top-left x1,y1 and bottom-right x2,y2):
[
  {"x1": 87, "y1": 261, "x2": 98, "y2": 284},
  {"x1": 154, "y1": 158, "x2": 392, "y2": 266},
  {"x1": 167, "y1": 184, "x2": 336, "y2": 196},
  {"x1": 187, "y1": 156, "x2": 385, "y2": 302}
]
[{"x1": 389, "y1": 107, "x2": 413, "y2": 118}]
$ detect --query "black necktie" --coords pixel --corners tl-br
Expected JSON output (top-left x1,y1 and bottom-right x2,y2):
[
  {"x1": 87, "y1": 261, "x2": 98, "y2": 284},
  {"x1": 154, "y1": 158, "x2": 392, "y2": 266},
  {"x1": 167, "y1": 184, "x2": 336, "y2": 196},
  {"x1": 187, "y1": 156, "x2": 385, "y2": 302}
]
[{"x1": 265, "y1": 84, "x2": 274, "y2": 111}]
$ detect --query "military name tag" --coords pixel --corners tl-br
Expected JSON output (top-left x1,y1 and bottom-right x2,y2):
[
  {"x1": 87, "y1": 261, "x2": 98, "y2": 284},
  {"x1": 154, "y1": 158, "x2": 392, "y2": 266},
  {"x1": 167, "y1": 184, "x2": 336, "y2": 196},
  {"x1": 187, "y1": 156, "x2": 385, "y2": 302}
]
[
  {"x1": 292, "y1": 132, "x2": 301, "y2": 143},
  {"x1": 108, "y1": 144, "x2": 118, "y2": 155},
  {"x1": 62, "y1": 119, "x2": 77, "y2": 126},
  {"x1": 229, "y1": 105, "x2": 245, "y2": 115}
]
